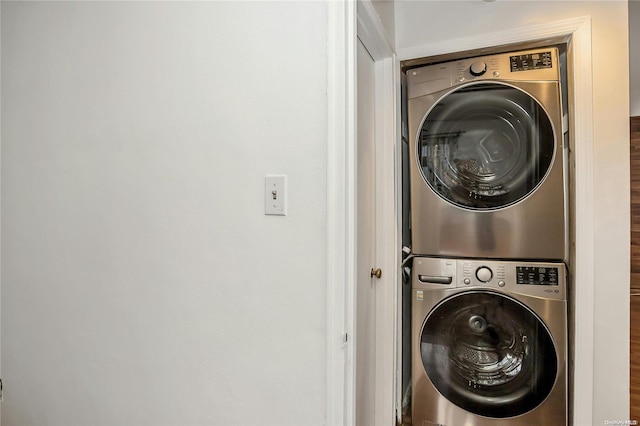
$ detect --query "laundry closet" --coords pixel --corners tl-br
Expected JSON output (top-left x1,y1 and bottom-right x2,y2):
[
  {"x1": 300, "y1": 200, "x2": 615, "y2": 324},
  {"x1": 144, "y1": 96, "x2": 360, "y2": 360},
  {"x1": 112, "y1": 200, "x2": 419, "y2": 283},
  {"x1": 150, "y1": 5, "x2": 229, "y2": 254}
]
[{"x1": 352, "y1": 1, "x2": 630, "y2": 426}]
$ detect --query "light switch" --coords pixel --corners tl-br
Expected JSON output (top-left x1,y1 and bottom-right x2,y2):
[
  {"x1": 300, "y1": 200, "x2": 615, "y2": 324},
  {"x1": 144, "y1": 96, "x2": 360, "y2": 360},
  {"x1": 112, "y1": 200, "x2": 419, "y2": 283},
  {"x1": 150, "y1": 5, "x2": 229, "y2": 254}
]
[{"x1": 265, "y1": 175, "x2": 287, "y2": 216}]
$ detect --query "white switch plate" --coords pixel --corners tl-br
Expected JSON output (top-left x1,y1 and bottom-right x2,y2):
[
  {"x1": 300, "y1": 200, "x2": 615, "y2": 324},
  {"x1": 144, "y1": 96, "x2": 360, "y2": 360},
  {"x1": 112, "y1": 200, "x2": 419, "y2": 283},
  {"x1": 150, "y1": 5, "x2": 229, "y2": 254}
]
[{"x1": 265, "y1": 175, "x2": 287, "y2": 216}]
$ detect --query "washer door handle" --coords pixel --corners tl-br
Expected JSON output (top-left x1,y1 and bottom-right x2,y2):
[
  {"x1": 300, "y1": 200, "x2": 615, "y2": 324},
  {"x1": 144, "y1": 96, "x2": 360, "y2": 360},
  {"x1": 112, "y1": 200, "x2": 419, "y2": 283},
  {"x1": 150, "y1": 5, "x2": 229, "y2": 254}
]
[{"x1": 418, "y1": 275, "x2": 453, "y2": 285}]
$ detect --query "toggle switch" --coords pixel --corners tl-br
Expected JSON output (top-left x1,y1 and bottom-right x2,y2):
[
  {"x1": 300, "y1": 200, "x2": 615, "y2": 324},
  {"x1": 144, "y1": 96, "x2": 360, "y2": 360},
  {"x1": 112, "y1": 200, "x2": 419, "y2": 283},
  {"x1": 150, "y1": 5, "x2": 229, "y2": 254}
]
[{"x1": 265, "y1": 175, "x2": 287, "y2": 216}]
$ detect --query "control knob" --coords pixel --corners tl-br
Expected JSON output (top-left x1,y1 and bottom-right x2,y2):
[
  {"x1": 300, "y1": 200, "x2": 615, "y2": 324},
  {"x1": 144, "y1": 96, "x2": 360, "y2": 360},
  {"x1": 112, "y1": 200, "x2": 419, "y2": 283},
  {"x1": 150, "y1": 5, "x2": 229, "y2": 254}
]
[
  {"x1": 469, "y1": 60, "x2": 487, "y2": 76},
  {"x1": 476, "y1": 266, "x2": 493, "y2": 283}
]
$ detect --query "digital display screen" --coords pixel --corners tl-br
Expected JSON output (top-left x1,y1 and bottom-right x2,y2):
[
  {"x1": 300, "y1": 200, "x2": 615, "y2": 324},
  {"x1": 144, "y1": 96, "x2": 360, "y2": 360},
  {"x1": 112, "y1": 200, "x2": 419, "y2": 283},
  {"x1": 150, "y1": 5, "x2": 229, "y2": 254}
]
[
  {"x1": 516, "y1": 266, "x2": 559, "y2": 286},
  {"x1": 510, "y1": 51, "x2": 553, "y2": 72}
]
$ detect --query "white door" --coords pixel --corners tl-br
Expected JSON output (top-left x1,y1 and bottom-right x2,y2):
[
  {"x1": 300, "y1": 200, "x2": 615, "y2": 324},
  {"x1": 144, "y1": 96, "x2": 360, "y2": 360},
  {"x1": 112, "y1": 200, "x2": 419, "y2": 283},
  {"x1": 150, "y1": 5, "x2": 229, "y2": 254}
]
[
  {"x1": 340, "y1": 3, "x2": 397, "y2": 425},
  {"x1": 356, "y1": 37, "x2": 378, "y2": 426}
]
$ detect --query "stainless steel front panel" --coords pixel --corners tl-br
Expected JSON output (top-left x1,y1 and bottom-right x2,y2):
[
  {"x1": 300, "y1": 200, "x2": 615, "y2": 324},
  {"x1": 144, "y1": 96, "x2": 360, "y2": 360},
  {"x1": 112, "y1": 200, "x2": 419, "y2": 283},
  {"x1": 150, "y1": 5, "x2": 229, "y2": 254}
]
[
  {"x1": 411, "y1": 257, "x2": 567, "y2": 425},
  {"x1": 407, "y1": 48, "x2": 567, "y2": 261}
]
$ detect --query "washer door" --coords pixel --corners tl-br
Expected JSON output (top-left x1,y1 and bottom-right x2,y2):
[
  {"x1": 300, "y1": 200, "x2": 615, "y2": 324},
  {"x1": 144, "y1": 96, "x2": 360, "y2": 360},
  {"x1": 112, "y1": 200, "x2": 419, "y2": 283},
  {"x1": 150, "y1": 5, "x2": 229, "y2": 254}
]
[
  {"x1": 417, "y1": 82, "x2": 555, "y2": 210},
  {"x1": 420, "y1": 291, "x2": 557, "y2": 418}
]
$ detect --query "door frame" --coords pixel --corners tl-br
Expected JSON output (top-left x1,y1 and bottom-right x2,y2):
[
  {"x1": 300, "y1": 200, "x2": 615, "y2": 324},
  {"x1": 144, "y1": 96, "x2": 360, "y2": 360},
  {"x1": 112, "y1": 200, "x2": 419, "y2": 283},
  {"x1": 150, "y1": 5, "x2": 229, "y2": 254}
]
[
  {"x1": 396, "y1": 16, "x2": 595, "y2": 426},
  {"x1": 328, "y1": 5, "x2": 595, "y2": 426},
  {"x1": 326, "y1": 1, "x2": 357, "y2": 424},
  {"x1": 326, "y1": 1, "x2": 397, "y2": 425}
]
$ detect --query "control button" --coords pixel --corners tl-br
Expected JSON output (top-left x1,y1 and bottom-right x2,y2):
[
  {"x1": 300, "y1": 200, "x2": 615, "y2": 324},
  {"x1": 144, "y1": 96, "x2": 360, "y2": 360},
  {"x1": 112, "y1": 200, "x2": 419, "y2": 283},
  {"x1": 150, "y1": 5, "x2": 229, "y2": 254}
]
[
  {"x1": 476, "y1": 266, "x2": 493, "y2": 283},
  {"x1": 498, "y1": 280, "x2": 506, "y2": 287},
  {"x1": 458, "y1": 76, "x2": 465, "y2": 82},
  {"x1": 493, "y1": 71, "x2": 500, "y2": 78},
  {"x1": 469, "y1": 61, "x2": 487, "y2": 76},
  {"x1": 463, "y1": 278, "x2": 471, "y2": 285}
]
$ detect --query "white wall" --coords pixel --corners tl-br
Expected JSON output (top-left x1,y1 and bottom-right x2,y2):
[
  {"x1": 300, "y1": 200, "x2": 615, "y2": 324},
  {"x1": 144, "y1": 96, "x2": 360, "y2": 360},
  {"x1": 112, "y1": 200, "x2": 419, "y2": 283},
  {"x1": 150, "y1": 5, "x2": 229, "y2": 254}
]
[
  {"x1": 395, "y1": 1, "x2": 630, "y2": 424},
  {"x1": 1, "y1": 2, "x2": 327, "y2": 425},
  {"x1": 631, "y1": 0, "x2": 640, "y2": 116}
]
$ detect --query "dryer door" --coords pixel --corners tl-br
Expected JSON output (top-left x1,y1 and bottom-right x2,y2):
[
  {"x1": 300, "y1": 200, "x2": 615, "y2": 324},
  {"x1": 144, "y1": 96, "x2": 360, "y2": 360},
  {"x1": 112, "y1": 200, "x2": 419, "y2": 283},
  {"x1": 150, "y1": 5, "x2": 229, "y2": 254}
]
[
  {"x1": 419, "y1": 290, "x2": 557, "y2": 418},
  {"x1": 417, "y1": 82, "x2": 555, "y2": 210}
]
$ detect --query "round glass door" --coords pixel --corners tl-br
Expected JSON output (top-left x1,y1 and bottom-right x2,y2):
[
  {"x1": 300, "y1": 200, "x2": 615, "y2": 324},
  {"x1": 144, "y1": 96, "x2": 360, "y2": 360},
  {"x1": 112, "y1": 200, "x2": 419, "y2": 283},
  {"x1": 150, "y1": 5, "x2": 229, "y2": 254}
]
[
  {"x1": 420, "y1": 291, "x2": 557, "y2": 418},
  {"x1": 417, "y1": 82, "x2": 555, "y2": 210}
]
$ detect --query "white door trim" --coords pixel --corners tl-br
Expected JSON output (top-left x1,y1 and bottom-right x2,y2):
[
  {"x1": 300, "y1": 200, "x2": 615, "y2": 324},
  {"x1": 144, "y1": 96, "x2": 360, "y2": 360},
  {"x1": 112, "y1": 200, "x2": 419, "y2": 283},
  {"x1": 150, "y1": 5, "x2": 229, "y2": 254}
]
[
  {"x1": 326, "y1": 0, "x2": 397, "y2": 424},
  {"x1": 356, "y1": 0, "x2": 393, "y2": 61},
  {"x1": 326, "y1": 1, "x2": 357, "y2": 425},
  {"x1": 565, "y1": 18, "x2": 595, "y2": 426}
]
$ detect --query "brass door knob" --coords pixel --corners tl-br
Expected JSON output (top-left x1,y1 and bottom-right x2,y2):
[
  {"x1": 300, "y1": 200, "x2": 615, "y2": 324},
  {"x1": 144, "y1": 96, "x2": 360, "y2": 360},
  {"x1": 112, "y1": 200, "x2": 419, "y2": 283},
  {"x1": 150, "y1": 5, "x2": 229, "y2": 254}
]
[{"x1": 370, "y1": 268, "x2": 382, "y2": 279}]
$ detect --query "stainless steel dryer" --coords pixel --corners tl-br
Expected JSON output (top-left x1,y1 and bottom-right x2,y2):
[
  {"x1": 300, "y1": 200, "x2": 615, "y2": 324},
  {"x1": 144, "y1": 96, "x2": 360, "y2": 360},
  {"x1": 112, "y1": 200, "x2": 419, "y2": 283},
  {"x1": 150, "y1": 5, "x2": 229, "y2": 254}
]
[
  {"x1": 411, "y1": 257, "x2": 567, "y2": 426},
  {"x1": 406, "y1": 48, "x2": 566, "y2": 260}
]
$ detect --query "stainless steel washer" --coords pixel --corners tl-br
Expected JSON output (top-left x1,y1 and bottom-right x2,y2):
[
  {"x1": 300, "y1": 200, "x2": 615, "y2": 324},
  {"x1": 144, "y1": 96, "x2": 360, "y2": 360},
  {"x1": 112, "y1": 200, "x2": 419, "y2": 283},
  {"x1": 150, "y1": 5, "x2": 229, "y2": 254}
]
[
  {"x1": 406, "y1": 47, "x2": 567, "y2": 260},
  {"x1": 411, "y1": 257, "x2": 567, "y2": 425}
]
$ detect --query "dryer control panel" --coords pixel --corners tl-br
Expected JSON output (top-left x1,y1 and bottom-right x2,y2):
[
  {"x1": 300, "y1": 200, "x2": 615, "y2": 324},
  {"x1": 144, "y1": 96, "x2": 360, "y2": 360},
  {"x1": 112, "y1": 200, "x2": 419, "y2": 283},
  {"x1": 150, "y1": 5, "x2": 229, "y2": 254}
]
[
  {"x1": 510, "y1": 51, "x2": 553, "y2": 72},
  {"x1": 452, "y1": 48, "x2": 558, "y2": 85},
  {"x1": 406, "y1": 47, "x2": 559, "y2": 100}
]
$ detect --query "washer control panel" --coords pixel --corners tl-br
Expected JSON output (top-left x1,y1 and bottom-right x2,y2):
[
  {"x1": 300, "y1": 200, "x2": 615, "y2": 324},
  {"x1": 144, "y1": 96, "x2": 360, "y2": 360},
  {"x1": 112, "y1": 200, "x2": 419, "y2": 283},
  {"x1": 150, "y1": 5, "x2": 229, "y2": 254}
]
[
  {"x1": 516, "y1": 266, "x2": 559, "y2": 285},
  {"x1": 475, "y1": 266, "x2": 493, "y2": 283},
  {"x1": 461, "y1": 262, "x2": 506, "y2": 286},
  {"x1": 413, "y1": 257, "x2": 566, "y2": 300}
]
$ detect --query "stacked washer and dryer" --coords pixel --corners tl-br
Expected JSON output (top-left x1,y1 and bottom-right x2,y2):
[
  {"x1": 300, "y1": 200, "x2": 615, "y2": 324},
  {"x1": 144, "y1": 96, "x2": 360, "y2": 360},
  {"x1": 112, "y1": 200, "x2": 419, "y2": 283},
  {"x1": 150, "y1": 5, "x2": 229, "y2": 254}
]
[{"x1": 406, "y1": 48, "x2": 568, "y2": 425}]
